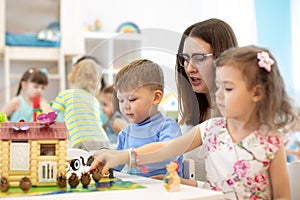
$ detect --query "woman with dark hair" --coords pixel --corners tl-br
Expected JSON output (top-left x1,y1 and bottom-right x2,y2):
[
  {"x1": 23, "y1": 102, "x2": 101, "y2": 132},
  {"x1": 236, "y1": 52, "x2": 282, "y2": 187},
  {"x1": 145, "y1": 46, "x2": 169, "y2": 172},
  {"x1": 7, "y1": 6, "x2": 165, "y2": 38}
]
[
  {"x1": 176, "y1": 18, "x2": 238, "y2": 127},
  {"x1": 152, "y1": 18, "x2": 238, "y2": 185}
]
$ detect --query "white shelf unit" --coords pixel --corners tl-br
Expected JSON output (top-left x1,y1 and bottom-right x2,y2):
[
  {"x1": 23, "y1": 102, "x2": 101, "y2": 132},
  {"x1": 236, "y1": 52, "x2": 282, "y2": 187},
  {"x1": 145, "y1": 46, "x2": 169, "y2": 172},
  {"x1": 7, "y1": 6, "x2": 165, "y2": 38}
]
[
  {"x1": 0, "y1": 0, "x2": 85, "y2": 103},
  {"x1": 84, "y1": 32, "x2": 142, "y2": 85}
]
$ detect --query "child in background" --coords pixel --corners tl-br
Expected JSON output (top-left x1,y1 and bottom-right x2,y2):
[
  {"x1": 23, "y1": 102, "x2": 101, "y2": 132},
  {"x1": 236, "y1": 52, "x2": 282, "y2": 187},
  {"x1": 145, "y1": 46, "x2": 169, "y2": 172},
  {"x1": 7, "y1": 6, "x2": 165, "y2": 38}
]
[
  {"x1": 285, "y1": 108, "x2": 300, "y2": 162},
  {"x1": 91, "y1": 46, "x2": 297, "y2": 199},
  {"x1": 96, "y1": 74, "x2": 109, "y2": 124},
  {"x1": 98, "y1": 85, "x2": 128, "y2": 145},
  {"x1": 0, "y1": 68, "x2": 51, "y2": 122},
  {"x1": 112, "y1": 59, "x2": 183, "y2": 177},
  {"x1": 72, "y1": 56, "x2": 108, "y2": 124},
  {"x1": 285, "y1": 131, "x2": 300, "y2": 162},
  {"x1": 52, "y1": 58, "x2": 110, "y2": 151}
]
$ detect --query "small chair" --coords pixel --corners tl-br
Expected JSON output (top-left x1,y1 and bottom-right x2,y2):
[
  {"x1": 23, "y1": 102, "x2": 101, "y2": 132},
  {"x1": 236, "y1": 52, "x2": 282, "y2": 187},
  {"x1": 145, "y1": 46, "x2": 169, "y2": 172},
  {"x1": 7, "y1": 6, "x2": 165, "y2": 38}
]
[{"x1": 287, "y1": 161, "x2": 300, "y2": 200}]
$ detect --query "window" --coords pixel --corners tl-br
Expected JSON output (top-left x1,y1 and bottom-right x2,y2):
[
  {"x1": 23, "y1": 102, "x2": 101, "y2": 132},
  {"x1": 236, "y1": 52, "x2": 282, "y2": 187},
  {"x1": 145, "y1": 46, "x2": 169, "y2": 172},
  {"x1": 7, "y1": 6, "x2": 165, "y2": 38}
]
[
  {"x1": 40, "y1": 144, "x2": 56, "y2": 156},
  {"x1": 38, "y1": 162, "x2": 57, "y2": 182}
]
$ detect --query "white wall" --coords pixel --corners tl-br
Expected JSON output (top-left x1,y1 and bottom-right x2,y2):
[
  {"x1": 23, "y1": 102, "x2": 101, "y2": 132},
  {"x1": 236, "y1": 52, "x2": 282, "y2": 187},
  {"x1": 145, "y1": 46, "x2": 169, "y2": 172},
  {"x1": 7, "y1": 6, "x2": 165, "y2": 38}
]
[
  {"x1": 291, "y1": 0, "x2": 300, "y2": 103},
  {"x1": 84, "y1": 0, "x2": 257, "y2": 46},
  {"x1": 84, "y1": 0, "x2": 258, "y2": 100}
]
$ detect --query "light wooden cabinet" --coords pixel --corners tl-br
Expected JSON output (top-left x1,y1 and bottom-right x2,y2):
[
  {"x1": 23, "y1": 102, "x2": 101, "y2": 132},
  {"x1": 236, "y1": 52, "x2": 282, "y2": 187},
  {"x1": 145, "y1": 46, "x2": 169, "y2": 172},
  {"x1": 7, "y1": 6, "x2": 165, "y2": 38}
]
[{"x1": 0, "y1": 0, "x2": 85, "y2": 103}]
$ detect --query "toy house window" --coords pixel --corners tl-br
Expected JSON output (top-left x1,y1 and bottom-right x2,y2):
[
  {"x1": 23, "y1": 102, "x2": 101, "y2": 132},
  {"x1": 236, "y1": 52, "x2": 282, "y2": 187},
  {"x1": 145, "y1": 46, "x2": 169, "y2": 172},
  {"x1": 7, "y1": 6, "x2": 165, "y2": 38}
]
[
  {"x1": 40, "y1": 144, "x2": 56, "y2": 156},
  {"x1": 38, "y1": 161, "x2": 57, "y2": 182}
]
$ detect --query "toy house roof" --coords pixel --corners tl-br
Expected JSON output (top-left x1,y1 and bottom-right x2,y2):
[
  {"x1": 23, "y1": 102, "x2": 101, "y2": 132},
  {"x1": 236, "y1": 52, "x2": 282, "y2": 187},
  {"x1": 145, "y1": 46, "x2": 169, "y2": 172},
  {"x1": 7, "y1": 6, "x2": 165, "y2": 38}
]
[{"x1": 0, "y1": 122, "x2": 68, "y2": 141}]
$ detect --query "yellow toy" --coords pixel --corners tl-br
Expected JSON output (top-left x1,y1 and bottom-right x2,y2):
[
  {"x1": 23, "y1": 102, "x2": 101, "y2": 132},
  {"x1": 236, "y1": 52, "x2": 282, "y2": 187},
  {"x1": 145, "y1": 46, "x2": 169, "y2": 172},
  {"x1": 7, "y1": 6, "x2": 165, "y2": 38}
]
[
  {"x1": 0, "y1": 121, "x2": 68, "y2": 187},
  {"x1": 0, "y1": 112, "x2": 7, "y2": 128},
  {"x1": 163, "y1": 161, "x2": 180, "y2": 192}
]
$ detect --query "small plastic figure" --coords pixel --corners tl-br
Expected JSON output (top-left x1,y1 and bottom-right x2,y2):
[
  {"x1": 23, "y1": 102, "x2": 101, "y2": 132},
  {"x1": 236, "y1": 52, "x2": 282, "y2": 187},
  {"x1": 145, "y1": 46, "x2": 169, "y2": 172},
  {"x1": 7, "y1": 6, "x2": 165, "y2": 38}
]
[
  {"x1": 0, "y1": 176, "x2": 10, "y2": 193},
  {"x1": 92, "y1": 167, "x2": 102, "y2": 183},
  {"x1": 32, "y1": 96, "x2": 42, "y2": 122},
  {"x1": 68, "y1": 172, "x2": 79, "y2": 189},
  {"x1": 80, "y1": 172, "x2": 91, "y2": 189},
  {"x1": 164, "y1": 161, "x2": 180, "y2": 192},
  {"x1": 94, "y1": 19, "x2": 102, "y2": 31},
  {"x1": 57, "y1": 173, "x2": 67, "y2": 189},
  {"x1": 0, "y1": 112, "x2": 7, "y2": 128},
  {"x1": 19, "y1": 177, "x2": 32, "y2": 193}
]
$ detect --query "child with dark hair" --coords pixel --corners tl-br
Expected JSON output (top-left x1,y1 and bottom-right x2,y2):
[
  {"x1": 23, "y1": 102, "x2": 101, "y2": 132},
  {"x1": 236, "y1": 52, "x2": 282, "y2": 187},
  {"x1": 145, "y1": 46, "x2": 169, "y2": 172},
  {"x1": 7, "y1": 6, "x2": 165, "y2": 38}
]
[
  {"x1": 0, "y1": 68, "x2": 51, "y2": 121},
  {"x1": 98, "y1": 85, "x2": 128, "y2": 145}
]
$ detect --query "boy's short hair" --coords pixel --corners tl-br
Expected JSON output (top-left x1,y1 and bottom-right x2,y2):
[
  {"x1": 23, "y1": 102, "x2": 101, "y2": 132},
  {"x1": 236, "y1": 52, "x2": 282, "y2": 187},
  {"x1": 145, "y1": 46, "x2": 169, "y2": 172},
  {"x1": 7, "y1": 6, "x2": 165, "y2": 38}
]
[{"x1": 114, "y1": 59, "x2": 164, "y2": 93}]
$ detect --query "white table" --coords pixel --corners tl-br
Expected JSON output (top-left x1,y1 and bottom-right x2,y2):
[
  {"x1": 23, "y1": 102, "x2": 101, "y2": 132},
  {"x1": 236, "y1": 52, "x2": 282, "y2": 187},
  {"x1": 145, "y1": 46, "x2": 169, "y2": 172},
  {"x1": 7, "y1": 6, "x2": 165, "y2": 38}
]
[{"x1": 2, "y1": 172, "x2": 224, "y2": 200}]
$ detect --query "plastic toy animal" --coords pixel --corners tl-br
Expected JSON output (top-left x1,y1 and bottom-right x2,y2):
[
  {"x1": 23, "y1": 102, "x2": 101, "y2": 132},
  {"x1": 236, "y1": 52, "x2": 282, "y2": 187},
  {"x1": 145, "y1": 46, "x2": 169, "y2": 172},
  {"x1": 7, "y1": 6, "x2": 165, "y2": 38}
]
[{"x1": 164, "y1": 161, "x2": 180, "y2": 192}]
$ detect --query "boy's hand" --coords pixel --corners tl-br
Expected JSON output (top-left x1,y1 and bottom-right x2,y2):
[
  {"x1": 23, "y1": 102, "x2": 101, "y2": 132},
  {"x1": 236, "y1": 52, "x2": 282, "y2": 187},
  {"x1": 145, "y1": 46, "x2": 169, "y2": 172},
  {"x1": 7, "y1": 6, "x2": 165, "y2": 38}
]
[{"x1": 89, "y1": 149, "x2": 129, "y2": 174}]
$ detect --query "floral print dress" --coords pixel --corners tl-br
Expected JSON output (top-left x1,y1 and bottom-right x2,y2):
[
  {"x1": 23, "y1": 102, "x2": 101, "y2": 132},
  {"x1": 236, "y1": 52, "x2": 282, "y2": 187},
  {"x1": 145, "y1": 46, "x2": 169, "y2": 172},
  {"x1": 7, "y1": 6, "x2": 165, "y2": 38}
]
[{"x1": 199, "y1": 117, "x2": 282, "y2": 200}]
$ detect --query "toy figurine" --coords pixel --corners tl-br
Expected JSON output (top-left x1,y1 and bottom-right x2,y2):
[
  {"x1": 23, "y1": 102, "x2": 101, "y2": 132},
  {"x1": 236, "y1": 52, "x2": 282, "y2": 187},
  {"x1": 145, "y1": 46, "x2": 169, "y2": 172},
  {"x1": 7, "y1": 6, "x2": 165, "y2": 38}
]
[
  {"x1": 163, "y1": 161, "x2": 180, "y2": 192},
  {"x1": 80, "y1": 172, "x2": 91, "y2": 189},
  {"x1": 0, "y1": 112, "x2": 7, "y2": 128},
  {"x1": 57, "y1": 173, "x2": 67, "y2": 189},
  {"x1": 68, "y1": 172, "x2": 79, "y2": 189},
  {"x1": 92, "y1": 167, "x2": 102, "y2": 184},
  {"x1": 108, "y1": 168, "x2": 114, "y2": 179},
  {"x1": 0, "y1": 176, "x2": 10, "y2": 193},
  {"x1": 94, "y1": 19, "x2": 102, "y2": 31},
  {"x1": 19, "y1": 177, "x2": 32, "y2": 193},
  {"x1": 32, "y1": 96, "x2": 42, "y2": 122},
  {"x1": 37, "y1": 111, "x2": 58, "y2": 126}
]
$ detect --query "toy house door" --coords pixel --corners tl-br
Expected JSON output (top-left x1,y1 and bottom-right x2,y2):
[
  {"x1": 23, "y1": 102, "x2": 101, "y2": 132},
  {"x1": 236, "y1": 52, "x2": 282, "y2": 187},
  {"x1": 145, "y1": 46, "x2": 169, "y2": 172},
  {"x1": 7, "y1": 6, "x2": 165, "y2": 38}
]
[{"x1": 10, "y1": 142, "x2": 30, "y2": 170}]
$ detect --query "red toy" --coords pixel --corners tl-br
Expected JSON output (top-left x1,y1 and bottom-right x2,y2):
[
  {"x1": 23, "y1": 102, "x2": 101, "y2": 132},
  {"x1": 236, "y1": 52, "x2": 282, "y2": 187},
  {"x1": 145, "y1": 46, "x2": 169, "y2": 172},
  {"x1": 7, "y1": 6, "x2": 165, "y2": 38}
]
[{"x1": 32, "y1": 96, "x2": 42, "y2": 122}]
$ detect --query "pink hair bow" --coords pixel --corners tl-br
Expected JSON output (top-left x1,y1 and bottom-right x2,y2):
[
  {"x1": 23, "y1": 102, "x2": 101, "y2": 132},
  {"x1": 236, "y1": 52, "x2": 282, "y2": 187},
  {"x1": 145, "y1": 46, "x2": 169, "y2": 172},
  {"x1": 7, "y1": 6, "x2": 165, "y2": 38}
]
[{"x1": 257, "y1": 51, "x2": 274, "y2": 72}]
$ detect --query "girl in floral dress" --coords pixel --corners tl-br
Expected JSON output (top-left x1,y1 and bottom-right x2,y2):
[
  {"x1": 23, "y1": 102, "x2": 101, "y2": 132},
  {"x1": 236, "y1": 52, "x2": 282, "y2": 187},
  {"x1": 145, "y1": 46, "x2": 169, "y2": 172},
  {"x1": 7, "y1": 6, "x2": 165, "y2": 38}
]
[{"x1": 90, "y1": 45, "x2": 297, "y2": 200}]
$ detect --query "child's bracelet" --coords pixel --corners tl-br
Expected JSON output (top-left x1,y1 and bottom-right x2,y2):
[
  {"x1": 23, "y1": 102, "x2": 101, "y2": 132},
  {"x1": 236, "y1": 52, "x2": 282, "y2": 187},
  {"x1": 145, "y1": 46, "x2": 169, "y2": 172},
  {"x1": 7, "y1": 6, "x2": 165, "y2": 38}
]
[{"x1": 127, "y1": 147, "x2": 148, "y2": 174}]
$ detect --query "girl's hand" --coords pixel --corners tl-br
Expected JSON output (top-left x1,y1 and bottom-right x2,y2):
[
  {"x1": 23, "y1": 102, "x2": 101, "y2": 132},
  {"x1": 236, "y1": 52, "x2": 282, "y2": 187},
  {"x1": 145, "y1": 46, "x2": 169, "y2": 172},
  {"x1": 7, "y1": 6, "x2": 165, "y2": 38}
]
[{"x1": 89, "y1": 149, "x2": 129, "y2": 174}]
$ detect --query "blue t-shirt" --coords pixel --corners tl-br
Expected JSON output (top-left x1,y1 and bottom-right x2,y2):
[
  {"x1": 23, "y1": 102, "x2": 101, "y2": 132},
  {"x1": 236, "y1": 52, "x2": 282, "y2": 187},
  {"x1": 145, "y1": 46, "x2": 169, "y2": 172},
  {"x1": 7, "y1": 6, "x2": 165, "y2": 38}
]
[{"x1": 115, "y1": 112, "x2": 183, "y2": 177}]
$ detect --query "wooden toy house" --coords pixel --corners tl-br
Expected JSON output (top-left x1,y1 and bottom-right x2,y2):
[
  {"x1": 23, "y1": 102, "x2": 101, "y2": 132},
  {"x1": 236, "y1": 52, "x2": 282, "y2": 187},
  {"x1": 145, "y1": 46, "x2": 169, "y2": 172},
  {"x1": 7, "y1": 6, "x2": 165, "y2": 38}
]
[{"x1": 0, "y1": 122, "x2": 68, "y2": 187}]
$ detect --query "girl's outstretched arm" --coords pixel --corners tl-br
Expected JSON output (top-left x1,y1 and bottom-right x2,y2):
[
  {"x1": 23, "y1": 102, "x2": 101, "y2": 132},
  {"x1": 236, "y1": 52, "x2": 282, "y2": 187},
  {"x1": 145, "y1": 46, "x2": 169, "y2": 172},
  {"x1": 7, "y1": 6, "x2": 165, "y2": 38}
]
[
  {"x1": 137, "y1": 126, "x2": 202, "y2": 163},
  {"x1": 269, "y1": 146, "x2": 290, "y2": 200},
  {"x1": 90, "y1": 125, "x2": 202, "y2": 174}
]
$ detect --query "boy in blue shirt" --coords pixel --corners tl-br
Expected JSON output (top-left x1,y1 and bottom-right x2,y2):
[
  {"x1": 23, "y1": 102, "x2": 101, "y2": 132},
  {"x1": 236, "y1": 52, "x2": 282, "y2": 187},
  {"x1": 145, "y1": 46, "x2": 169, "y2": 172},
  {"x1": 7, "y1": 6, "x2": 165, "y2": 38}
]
[{"x1": 114, "y1": 59, "x2": 183, "y2": 177}]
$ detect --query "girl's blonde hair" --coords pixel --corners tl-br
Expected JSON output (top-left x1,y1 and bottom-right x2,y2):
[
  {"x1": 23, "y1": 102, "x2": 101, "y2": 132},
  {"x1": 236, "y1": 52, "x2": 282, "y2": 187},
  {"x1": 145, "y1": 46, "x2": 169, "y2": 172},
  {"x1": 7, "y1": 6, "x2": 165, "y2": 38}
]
[
  {"x1": 68, "y1": 59, "x2": 100, "y2": 93},
  {"x1": 215, "y1": 45, "x2": 296, "y2": 132}
]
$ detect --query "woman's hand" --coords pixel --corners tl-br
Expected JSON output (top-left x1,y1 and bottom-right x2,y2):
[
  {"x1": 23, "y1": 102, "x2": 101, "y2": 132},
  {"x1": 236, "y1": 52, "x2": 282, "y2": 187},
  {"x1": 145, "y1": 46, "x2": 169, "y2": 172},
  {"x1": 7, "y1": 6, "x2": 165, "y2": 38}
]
[{"x1": 89, "y1": 149, "x2": 129, "y2": 174}]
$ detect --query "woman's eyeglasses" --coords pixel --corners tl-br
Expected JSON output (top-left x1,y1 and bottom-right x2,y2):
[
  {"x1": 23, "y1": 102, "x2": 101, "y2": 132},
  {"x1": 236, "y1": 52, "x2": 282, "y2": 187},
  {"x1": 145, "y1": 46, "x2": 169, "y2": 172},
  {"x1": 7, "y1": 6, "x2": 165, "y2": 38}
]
[{"x1": 177, "y1": 53, "x2": 213, "y2": 68}]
